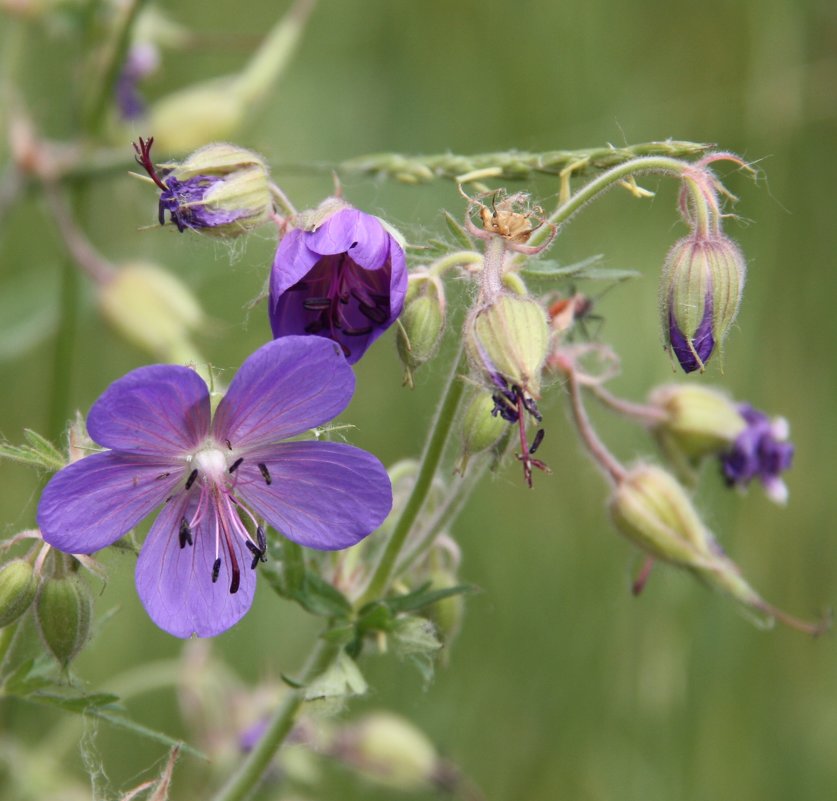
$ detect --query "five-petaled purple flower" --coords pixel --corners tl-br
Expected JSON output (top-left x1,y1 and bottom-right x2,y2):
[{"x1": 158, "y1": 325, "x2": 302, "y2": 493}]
[
  {"x1": 721, "y1": 404, "x2": 794, "y2": 504},
  {"x1": 37, "y1": 336, "x2": 392, "y2": 638},
  {"x1": 269, "y1": 207, "x2": 408, "y2": 364}
]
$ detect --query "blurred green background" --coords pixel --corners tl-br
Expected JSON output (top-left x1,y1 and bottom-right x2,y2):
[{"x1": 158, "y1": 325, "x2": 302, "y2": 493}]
[{"x1": 1, "y1": 0, "x2": 836, "y2": 799}]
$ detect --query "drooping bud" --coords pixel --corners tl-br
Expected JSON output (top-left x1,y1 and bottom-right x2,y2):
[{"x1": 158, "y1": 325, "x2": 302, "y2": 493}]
[
  {"x1": 134, "y1": 138, "x2": 272, "y2": 237},
  {"x1": 35, "y1": 575, "x2": 93, "y2": 667},
  {"x1": 467, "y1": 294, "x2": 549, "y2": 396},
  {"x1": 396, "y1": 277, "x2": 446, "y2": 387},
  {"x1": 0, "y1": 560, "x2": 37, "y2": 628},
  {"x1": 457, "y1": 391, "x2": 509, "y2": 473},
  {"x1": 423, "y1": 569, "x2": 465, "y2": 655},
  {"x1": 659, "y1": 232, "x2": 745, "y2": 372},
  {"x1": 609, "y1": 464, "x2": 774, "y2": 625},
  {"x1": 98, "y1": 261, "x2": 205, "y2": 362}
]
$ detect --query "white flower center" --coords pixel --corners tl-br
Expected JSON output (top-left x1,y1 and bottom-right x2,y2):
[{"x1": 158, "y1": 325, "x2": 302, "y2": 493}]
[{"x1": 193, "y1": 447, "x2": 228, "y2": 482}]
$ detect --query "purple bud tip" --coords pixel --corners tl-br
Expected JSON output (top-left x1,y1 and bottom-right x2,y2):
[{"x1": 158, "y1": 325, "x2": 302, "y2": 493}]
[{"x1": 668, "y1": 303, "x2": 715, "y2": 373}]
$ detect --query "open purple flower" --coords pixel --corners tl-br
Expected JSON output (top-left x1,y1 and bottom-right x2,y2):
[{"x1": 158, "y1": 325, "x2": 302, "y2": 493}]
[
  {"x1": 37, "y1": 337, "x2": 392, "y2": 638},
  {"x1": 721, "y1": 404, "x2": 794, "y2": 504},
  {"x1": 269, "y1": 207, "x2": 408, "y2": 364}
]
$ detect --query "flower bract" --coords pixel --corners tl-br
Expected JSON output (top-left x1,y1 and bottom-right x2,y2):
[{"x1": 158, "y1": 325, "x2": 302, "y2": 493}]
[
  {"x1": 37, "y1": 337, "x2": 392, "y2": 638},
  {"x1": 269, "y1": 207, "x2": 408, "y2": 364}
]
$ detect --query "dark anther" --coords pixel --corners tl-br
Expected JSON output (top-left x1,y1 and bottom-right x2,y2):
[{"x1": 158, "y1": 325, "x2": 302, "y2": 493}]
[
  {"x1": 258, "y1": 463, "x2": 272, "y2": 485},
  {"x1": 211, "y1": 558, "x2": 221, "y2": 583},
  {"x1": 245, "y1": 539, "x2": 265, "y2": 570},
  {"x1": 229, "y1": 457, "x2": 244, "y2": 474},
  {"x1": 245, "y1": 540, "x2": 261, "y2": 556},
  {"x1": 225, "y1": 438, "x2": 233, "y2": 450},
  {"x1": 529, "y1": 428, "x2": 545, "y2": 454},
  {"x1": 178, "y1": 517, "x2": 193, "y2": 549},
  {"x1": 229, "y1": 565, "x2": 240, "y2": 595},
  {"x1": 155, "y1": 472, "x2": 171, "y2": 481},
  {"x1": 303, "y1": 297, "x2": 332, "y2": 311},
  {"x1": 185, "y1": 469, "x2": 198, "y2": 490},
  {"x1": 358, "y1": 301, "x2": 388, "y2": 325},
  {"x1": 343, "y1": 325, "x2": 373, "y2": 336},
  {"x1": 257, "y1": 526, "x2": 267, "y2": 555},
  {"x1": 304, "y1": 320, "x2": 325, "y2": 334},
  {"x1": 521, "y1": 393, "x2": 543, "y2": 422},
  {"x1": 491, "y1": 392, "x2": 519, "y2": 423},
  {"x1": 349, "y1": 241, "x2": 358, "y2": 249}
]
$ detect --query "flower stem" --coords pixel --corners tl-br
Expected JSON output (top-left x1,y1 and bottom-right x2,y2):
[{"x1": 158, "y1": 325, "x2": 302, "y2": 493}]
[
  {"x1": 587, "y1": 382, "x2": 667, "y2": 425},
  {"x1": 210, "y1": 638, "x2": 339, "y2": 801},
  {"x1": 358, "y1": 344, "x2": 469, "y2": 606}
]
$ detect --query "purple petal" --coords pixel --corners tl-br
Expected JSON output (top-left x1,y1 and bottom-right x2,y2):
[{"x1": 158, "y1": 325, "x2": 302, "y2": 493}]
[
  {"x1": 212, "y1": 337, "x2": 354, "y2": 449},
  {"x1": 38, "y1": 451, "x2": 182, "y2": 554},
  {"x1": 135, "y1": 495, "x2": 255, "y2": 638},
  {"x1": 668, "y1": 303, "x2": 715, "y2": 374},
  {"x1": 236, "y1": 441, "x2": 392, "y2": 550},
  {"x1": 307, "y1": 208, "x2": 389, "y2": 269},
  {"x1": 87, "y1": 365, "x2": 210, "y2": 456},
  {"x1": 269, "y1": 228, "x2": 321, "y2": 299}
]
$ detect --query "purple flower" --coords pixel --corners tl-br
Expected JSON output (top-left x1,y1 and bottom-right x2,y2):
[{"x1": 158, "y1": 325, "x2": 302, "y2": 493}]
[
  {"x1": 37, "y1": 337, "x2": 392, "y2": 638},
  {"x1": 721, "y1": 404, "x2": 794, "y2": 504},
  {"x1": 668, "y1": 300, "x2": 715, "y2": 374},
  {"x1": 269, "y1": 207, "x2": 408, "y2": 364},
  {"x1": 116, "y1": 43, "x2": 160, "y2": 120}
]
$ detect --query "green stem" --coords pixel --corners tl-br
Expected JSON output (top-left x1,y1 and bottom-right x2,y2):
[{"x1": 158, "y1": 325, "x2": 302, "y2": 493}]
[
  {"x1": 358, "y1": 344, "x2": 469, "y2": 606},
  {"x1": 211, "y1": 638, "x2": 339, "y2": 801}
]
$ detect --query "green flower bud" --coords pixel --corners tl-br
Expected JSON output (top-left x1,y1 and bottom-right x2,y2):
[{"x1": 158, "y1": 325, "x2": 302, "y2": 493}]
[
  {"x1": 347, "y1": 712, "x2": 439, "y2": 791},
  {"x1": 35, "y1": 575, "x2": 93, "y2": 668},
  {"x1": 98, "y1": 262, "x2": 205, "y2": 361},
  {"x1": 424, "y1": 569, "x2": 465, "y2": 654},
  {"x1": 467, "y1": 294, "x2": 549, "y2": 396},
  {"x1": 457, "y1": 392, "x2": 508, "y2": 473},
  {"x1": 396, "y1": 278, "x2": 446, "y2": 386},
  {"x1": 0, "y1": 560, "x2": 37, "y2": 628},
  {"x1": 659, "y1": 232, "x2": 746, "y2": 373}
]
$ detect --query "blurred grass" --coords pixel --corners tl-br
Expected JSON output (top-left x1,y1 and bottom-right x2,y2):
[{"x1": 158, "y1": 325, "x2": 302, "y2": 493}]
[{"x1": 1, "y1": 0, "x2": 836, "y2": 799}]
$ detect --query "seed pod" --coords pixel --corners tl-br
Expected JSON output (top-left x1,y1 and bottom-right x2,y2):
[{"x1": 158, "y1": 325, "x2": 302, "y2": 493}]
[
  {"x1": 0, "y1": 560, "x2": 37, "y2": 628},
  {"x1": 35, "y1": 575, "x2": 93, "y2": 668},
  {"x1": 396, "y1": 279, "x2": 446, "y2": 384}
]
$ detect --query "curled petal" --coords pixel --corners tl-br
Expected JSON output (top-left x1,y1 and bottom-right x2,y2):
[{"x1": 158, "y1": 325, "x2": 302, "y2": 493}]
[
  {"x1": 307, "y1": 208, "x2": 390, "y2": 269},
  {"x1": 212, "y1": 337, "x2": 354, "y2": 449},
  {"x1": 135, "y1": 494, "x2": 256, "y2": 638},
  {"x1": 236, "y1": 441, "x2": 392, "y2": 550},
  {"x1": 88, "y1": 365, "x2": 210, "y2": 456},
  {"x1": 38, "y1": 451, "x2": 182, "y2": 554}
]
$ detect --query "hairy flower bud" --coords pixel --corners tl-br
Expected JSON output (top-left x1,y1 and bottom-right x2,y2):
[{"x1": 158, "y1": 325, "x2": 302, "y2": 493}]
[
  {"x1": 659, "y1": 232, "x2": 745, "y2": 372},
  {"x1": 396, "y1": 278, "x2": 446, "y2": 386},
  {"x1": 35, "y1": 575, "x2": 93, "y2": 667},
  {"x1": 98, "y1": 261, "x2": 205, "y2": 361},
  {"x1": 0, "y1": 560, "x2": 37, "y2": 628},
  {"x1": 135, "y1": 139, "x2": 272, "y2": 237},
  {"x1": 457, "y1": 392, "x2": 508, "y2": 473},
  {"x1": 467, "y1": 294, "x2": 549, "y2": 396}
]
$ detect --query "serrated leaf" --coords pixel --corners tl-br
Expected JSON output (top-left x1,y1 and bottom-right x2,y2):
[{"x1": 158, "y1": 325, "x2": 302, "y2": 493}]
[
  {"x1": 303, "y1": 650, "x2": 367, "y2": 702},
  {"x1": 384, "y1": 582, "x2": 476, "y2": 614},
  {"x1": 443, "y1": 210, "x2": 473, "y2": 249},
  {"x1": 23, "y1": 429, "x2": 67, "y2": 466},
  {"x1": 0, "y1": 436, "x2": 67, "y2": 472},
  {"x1": 392, "y1": 616, "x2": 442, "y2": 656}
]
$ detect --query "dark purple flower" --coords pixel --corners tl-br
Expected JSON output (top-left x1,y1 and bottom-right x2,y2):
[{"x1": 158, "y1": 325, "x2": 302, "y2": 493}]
[
  {"x1": 668, "y1": 300, "x2": 715, "y2": 374},
  {"x1": 116, "y1": 43, "x2": 160, "y2": 120},
  {"x1": 269, "y1": 207, "x2": 408, "y2": 364},
  {"x1": 721, "y1": 404, "x2": 794, "y2": 504},
  {"x1": 37, "y1": 337, "x2": 392, "y2": 638}
]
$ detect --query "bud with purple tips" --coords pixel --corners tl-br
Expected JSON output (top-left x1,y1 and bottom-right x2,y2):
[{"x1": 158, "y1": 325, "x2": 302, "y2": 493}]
[
  {"x1": 134, "y1": 138, "x2": 272, "y2": 237},
  {"x1": 269, "y1": 205, "x2": 408, "y2": 364},
  {"x1": 659, "y1": 232, "x2": 746, "y2": 373}
]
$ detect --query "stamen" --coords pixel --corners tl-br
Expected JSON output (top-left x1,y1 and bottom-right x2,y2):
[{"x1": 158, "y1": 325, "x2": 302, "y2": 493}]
[
  {"x1": 358, "y1": 301, "x2": 388, "y2": 324},
  {"x1": 529, "y1": 428, "x2": 545, "y2": 454},
  {"x1": 211, "y1": 558, "x2": 221, "y2": 583},
  {"x1": 229, "y1": 566, "x2": 240, "y2": 594},
  {"x1": 178, "y1": 517, "x2": 193, "y2": 549},
  {"x1": 225, "y1": 438, "x2": 233, "y2": 450},
  {"x1": 229, "y1": 457, "x2": 244, "y2": 474},
  {"x1": 343, "y1": 325, "x2": 373, "y2": 336},
  {"x1": 257, "y1": 526, "x2": 267, "y2": 555},
  {"x1": 303, "y1": 297, "x2": 332, "y2": 310},
  {"x1": 185, "y1": 469, "x2": 198, "y2": 490},
  {"x1": 305, "y1": 320, "x2": 325, "y2": 334},
  {"x1": 258, "y1": 463, "x2": 272, "y2": 485},
  {"x1": 155, "y1": 472, "x2": 171, "y2": 481}
]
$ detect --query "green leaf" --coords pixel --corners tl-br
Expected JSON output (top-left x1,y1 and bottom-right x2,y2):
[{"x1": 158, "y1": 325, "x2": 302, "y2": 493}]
[
  {"x1": 383, "y1": 582, "x2": 477, "y2": 614},
  {"x1": 261, "y1": 559, "x2": 352, "y2": 619},
  {"x1": 443, "y1": 210, "x2": 473, "y2": 249},
  {"x1": 520, "y1": 254, "x2": 604, "y2": 278},
  {"x1": 0, "y1": 429, "x2": 67, "y2": 472}
]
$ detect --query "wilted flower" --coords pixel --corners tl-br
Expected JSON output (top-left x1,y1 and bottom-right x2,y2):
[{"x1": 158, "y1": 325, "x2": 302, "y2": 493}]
[
  {"x1": 269, "y1": 206, "x2": 408, "y2": 364},
  {"x1": 37, "y1": 337, "x2": 392, "y2": 637},
  {"x1": 659, "y1": 231, "x2": 745, "y2": 372},
  {"x1": 721, "y1": 404, "x2": 794, "y2": 504},
  {"x1": 134, "y1": 138, "x2": 272, "y2": 237}
]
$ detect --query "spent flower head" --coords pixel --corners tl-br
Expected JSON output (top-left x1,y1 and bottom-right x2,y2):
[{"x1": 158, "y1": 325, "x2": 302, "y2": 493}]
[
  {"x1": 37, "y1": 337, "x2": 392, "y2": 637},
  {"x1": 269, "y1": 204, "x2": 408, "y2": 364}
]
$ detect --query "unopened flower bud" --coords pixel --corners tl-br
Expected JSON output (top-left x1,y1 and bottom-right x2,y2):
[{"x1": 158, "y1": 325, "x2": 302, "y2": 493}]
[
  {"x1": 424, "y1": 570, "x2": 464, "y2": 653},
  {"x1": 135, "y1": 139, "x2": 272, "y2": 237},
  {"x1": 396, "y1": 278, "x2": 446, "y2": 386},
  {"x1": 457, "y1": 392, "x2": 508, "y2": 473},
  {"x1": 0, "y1": 560, "x2": 37, "y2": 628},
  {"x1": 659, "y1": 232, "x2": 745, "y2": 373},
  {"x1": 467, "y1": 294, "x2": 549, "y2": 396},
  {"x1": 99, "y1": 261, "x2": 205, "y2": 360},
  {"x1": 346, "y1": 712, "x2": 439, "y2": 791},
  {"x1": 35, "y1": 575, "x2": 93, "y2": 667}
]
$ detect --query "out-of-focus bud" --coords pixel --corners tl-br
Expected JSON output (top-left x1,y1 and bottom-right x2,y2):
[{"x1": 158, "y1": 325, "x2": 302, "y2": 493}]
[
  {"x1": 457, "y1": 392, "x2": 508, "y2": 473},
  {"x1": 424, "y1": 569, "x2": 464, "y2": 654},
  {"x1": 98, "y1": 261, "x2": 205, "y2": 362},
  {"x1": 396, "y1": 277, "x2": 446, "y2": 387},
  {"x1": 659, "y1": 232, "x2": 745, "y2": 373},
  {"x1": 135, "y1": 139, "x2": 272, "y2": 237},
  {"x1": 467, "y1": 294, "x2": 549, "y2": 396},
  {"x1": 35, "y1": 575, "x2": 93, "y2": 668},
  {"x1": 0, "y1": 559, "x2": 37, "y2": 628},
  {"x1": 342, "y1": 712, "x2": 439, "y2": 792}
]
